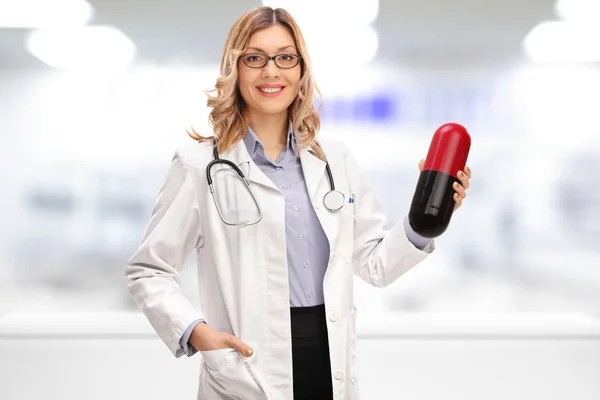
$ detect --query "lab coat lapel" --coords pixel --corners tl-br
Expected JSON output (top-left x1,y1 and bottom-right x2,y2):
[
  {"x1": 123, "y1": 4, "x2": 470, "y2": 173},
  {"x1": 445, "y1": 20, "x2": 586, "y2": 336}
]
[
  {"x1": 299, "y1": 146, "x2": 327, "y2": 203},
  {"x1": 299, "y1": 145, "x2": 342, "y2": 251}
]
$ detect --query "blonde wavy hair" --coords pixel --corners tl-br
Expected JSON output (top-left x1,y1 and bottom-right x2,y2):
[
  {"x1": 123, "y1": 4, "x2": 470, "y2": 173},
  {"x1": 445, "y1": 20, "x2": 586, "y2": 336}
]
[{"x1": 187, "y1": 6, "x2": 325, "y2": 161}]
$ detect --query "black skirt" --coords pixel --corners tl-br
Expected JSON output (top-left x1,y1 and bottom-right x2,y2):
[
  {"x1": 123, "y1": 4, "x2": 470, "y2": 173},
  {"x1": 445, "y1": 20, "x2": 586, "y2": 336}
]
[{"x1": 290, "y1": 304, "x2": 334, "y2": 400}]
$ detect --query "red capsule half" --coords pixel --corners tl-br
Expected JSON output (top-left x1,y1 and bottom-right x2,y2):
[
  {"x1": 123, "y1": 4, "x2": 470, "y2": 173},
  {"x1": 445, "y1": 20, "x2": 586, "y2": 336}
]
[{"x1": 408, "y1": 123, "x2": 471, "y2": 238}]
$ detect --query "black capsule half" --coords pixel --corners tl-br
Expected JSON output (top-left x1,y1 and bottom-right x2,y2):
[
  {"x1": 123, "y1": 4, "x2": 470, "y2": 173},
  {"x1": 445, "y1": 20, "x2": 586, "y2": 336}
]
[
  {"x1": 408, "y1": 170, "x2": 458, "y2": 238},
  {"x1": 408, "y1": 123, "x2": 471, "y2": 238}
]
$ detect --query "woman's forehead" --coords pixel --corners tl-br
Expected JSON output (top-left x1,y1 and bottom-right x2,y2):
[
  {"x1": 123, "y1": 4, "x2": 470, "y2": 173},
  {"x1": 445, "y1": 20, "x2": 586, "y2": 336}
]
[{"x1": 247, "y1": 25, "x2": 295, "y2": 51}]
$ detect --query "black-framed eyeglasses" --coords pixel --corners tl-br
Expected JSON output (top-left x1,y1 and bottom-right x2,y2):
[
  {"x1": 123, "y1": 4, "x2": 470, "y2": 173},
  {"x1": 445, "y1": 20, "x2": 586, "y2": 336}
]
[{"x1": 239, "y1": 53, "x2": 303, "y2": 69}]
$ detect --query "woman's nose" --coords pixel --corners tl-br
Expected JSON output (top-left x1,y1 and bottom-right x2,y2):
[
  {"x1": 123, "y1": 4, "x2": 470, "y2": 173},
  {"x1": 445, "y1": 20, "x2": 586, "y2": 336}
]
[{"x1": 261, "y1": 58, "x2": 280, "y2": 79}]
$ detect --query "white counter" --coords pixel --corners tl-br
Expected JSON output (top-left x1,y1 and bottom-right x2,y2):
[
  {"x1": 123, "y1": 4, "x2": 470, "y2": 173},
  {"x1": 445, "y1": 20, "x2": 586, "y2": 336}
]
[
  {"x1": 2, "y1": 311, "x2": 600, "y2": 337},
  {"x1": 1, "y1": 312, "x2": 599, "y2": 400}
]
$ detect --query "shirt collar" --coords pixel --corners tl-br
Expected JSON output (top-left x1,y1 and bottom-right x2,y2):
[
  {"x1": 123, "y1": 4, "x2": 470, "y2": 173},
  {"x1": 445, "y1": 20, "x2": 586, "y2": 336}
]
[{"x1": 243, "y1": 120, "x2": 297, "y2": 157}]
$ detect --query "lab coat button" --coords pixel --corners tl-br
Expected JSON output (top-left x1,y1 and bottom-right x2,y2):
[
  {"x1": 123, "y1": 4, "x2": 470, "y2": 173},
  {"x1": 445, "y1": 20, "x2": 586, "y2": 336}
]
[
  {"x1": 334, "y1": 370, "x2": 344, "y2": 380},
  {"x1": 329, "y1": 313, "x2": 338, "y2": 322}
]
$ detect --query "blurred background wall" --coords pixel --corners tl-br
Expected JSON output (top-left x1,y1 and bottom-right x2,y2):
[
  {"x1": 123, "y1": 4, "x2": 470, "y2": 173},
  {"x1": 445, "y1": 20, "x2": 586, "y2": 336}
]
[{"x1": 1, "y1": 0, "x2": 600, "y2": 399}]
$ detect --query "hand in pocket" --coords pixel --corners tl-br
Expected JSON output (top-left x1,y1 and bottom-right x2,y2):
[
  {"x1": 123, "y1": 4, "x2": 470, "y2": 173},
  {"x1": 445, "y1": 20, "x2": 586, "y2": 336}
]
[{"x1": 190, "y1": 322, "x2": 254, "y2": 357}]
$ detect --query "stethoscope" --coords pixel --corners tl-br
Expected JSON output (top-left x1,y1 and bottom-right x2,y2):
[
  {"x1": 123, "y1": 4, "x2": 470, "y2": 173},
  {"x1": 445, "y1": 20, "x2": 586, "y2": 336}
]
[{"x1": 206, "y1": 142, "x2": 345, "y2": 227}]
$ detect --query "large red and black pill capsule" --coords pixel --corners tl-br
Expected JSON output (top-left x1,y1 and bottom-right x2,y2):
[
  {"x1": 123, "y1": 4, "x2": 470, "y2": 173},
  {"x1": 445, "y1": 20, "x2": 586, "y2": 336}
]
[{"x1": 408, "y1": 123, "x2": 471, "y2": 238}]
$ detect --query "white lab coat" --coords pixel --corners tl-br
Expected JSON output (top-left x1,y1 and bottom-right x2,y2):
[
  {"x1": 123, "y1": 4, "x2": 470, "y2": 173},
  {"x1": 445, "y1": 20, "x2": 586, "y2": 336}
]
[{"x1": 125, "y1": 136, "x2": 435, "y2": 400}]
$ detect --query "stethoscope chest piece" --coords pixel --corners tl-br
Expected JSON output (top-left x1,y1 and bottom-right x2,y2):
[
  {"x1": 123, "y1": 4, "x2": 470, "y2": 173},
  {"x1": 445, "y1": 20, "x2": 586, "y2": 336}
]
[{"x1": 323, "y1": 189, "x2": 345, "y2": 212}]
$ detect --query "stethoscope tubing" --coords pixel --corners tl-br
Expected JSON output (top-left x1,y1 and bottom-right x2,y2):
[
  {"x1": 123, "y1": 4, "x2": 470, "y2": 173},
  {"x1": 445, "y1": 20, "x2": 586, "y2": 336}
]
[{"x1": 208, "y1": 142, "x2": 344, "y2": 226}]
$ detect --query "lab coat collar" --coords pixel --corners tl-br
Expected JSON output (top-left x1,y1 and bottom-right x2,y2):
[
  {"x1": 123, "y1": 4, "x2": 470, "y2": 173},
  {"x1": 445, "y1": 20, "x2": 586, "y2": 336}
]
[{"x1": 219, "y1": 121, "x2": 314, "y2": 193}]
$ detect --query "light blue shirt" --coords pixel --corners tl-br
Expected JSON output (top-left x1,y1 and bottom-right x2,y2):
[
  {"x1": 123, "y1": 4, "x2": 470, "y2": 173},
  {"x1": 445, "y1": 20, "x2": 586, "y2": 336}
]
[{"x1": 179, "y1": 124, "x2": 432, "y2": 356}]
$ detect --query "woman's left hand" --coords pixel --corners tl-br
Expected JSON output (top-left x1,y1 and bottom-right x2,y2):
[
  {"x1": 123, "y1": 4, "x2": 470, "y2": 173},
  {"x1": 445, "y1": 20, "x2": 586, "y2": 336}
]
[{"x1": 418, "y1": 160, "x2": 472, "y2": 211}]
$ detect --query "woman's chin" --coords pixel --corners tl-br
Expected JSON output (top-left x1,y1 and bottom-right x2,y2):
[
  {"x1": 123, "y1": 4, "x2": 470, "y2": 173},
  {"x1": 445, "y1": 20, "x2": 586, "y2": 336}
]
[{"x1": 254, "y1": 103, "x2": 291, "y2": 117}]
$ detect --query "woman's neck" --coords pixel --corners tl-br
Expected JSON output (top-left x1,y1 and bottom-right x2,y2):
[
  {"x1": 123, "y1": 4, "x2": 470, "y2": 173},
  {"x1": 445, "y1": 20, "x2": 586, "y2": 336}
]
[{"x1": 247, "y1": 110, "x2": 289, "y2": 149}]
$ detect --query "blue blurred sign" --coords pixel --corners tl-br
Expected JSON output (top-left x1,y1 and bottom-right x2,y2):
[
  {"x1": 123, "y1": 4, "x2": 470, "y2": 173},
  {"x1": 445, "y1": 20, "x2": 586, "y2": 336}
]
[
  {"x1": 319, "y1": 83, "x2": 514, "y2": 130},
  {"x1": 320, "y1": 93, "x2": 396, "y2": 123}
]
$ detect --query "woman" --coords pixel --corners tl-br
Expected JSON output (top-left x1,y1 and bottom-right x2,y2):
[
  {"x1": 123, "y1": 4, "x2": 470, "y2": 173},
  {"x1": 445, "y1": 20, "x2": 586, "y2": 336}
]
[{"x1": 125, "y1": 6, "x2": 471, "y2": 400}]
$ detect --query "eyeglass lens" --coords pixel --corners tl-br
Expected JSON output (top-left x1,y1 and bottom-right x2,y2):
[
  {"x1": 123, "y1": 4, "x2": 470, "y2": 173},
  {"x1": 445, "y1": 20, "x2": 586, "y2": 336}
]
[{"x1": 242, "y1": 54, "x2": 300, "y2": 68}]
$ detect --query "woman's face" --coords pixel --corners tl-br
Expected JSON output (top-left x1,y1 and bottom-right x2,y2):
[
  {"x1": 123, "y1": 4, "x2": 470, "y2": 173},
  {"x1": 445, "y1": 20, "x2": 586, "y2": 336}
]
[{"x1": 237, "y1": 24, "x2": 301, "y2": 119}]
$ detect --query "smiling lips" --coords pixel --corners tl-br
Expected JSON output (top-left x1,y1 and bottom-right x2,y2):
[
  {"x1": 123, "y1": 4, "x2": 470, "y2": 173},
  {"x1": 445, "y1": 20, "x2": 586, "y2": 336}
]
[{"x1": 257, "y1": 84, "x2": 285, "y2": 97}]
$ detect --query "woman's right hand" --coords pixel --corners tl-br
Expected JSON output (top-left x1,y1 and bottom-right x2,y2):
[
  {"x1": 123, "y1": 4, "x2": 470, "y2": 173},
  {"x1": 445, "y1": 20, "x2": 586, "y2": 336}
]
[{"x1": 189, "y1": 322, "x2": 254, "y2": 357}]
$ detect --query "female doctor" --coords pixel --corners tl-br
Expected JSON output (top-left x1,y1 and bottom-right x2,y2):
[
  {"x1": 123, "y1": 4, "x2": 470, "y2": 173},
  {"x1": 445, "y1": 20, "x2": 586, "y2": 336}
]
[{"x1": 125, "y1": 6, "x2": 472, "y2": 400}]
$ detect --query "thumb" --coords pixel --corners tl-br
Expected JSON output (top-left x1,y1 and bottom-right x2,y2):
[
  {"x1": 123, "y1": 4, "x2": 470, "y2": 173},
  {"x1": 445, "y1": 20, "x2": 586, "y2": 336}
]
[
  {"x1": 226, "y1": 334, "x2": 254, "y2": 357},
  {"x1": 418, "y1": 159, "x2": 425, "y2": 172}
]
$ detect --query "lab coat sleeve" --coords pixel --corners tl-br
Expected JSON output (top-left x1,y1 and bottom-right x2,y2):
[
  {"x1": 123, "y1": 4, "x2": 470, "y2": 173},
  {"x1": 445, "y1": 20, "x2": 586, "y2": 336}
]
[
  {"x1": 343, "y1": 143, "x2": 435, "y2": 288},
  {"x1": 125, "y1": 151, "x2": 204, "y2": 358}
]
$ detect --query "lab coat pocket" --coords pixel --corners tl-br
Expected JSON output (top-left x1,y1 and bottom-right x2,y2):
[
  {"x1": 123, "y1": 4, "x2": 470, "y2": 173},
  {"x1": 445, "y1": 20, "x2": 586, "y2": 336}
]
[
  {"x1": 340, "y1": 190, "x2": 355, "y2": 251},
  {"x1": 341, "y1": 191, "x2": 355, "y2": 219},
  {"x1": 200, "y1": 348, "x2": 266, "y2": 400}
]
